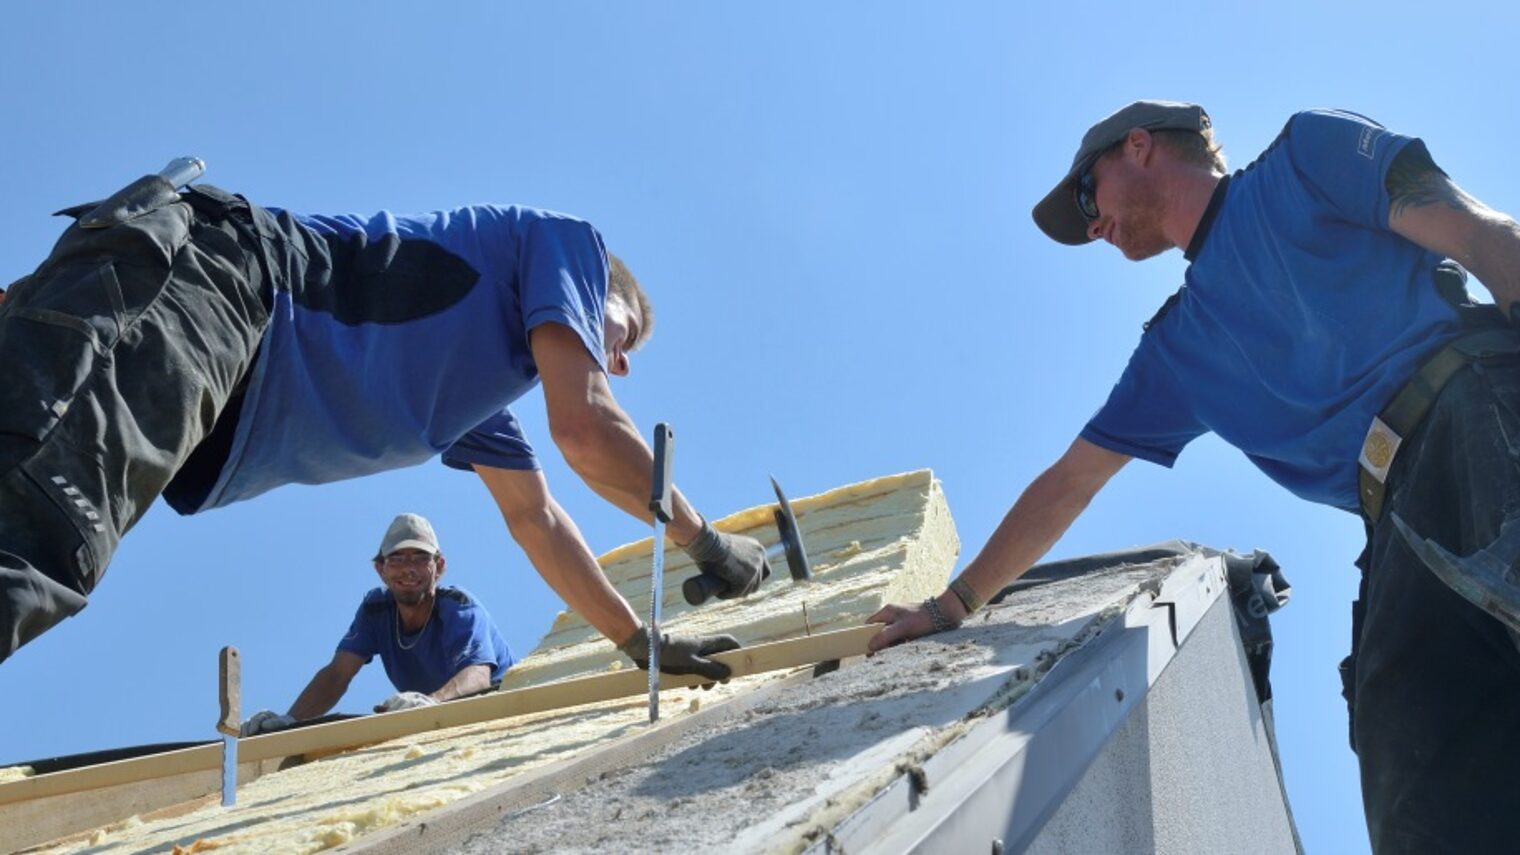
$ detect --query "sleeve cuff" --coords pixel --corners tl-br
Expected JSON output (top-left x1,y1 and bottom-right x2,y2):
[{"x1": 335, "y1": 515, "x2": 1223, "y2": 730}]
[{"x1": 1080, "y1": 425, "x2": 1180, "y2": 468}]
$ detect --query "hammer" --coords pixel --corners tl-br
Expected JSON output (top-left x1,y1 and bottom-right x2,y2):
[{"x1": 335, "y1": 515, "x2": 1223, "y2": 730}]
[{"x1": 682, "y1": 476, "x2": 813, "y2": 606}]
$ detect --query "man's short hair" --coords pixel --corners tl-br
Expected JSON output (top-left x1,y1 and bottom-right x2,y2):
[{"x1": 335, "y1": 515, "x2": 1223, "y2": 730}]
[
  {"x1": 607, "y1": 252, "x2": 654, "y2": 349},
  {"x1": 1151, "y1": 127, "x2": 1227, "y2": 174}
]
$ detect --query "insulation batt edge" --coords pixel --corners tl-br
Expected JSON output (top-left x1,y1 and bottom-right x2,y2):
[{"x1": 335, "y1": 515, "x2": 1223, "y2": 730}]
[
  {"x1": 24, "y1": 469, "x2": 957, "y2": 855},
  {"x1": 501, "y1": 469, "x2": 959, "y2": 688}
]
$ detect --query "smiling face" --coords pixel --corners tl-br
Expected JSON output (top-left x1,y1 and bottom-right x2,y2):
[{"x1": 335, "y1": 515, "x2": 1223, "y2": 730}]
[
  {"x1": 374, "y1": 548, "x2": 445, "y2": 607},
  {"x1": 1080, "y1": 131, "x2": 1177, "y2": 261}
]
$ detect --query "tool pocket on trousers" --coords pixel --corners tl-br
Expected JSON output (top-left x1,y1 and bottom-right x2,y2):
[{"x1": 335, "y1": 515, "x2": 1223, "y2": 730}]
[{"x1": 0, "y1": 262, "x2": 121, "y2": 442}]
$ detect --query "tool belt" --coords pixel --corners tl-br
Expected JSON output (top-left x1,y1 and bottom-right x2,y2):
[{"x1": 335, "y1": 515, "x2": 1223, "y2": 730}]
[{"x1": 1358, "y1": 325, "x2": 1520, "y2": 524}]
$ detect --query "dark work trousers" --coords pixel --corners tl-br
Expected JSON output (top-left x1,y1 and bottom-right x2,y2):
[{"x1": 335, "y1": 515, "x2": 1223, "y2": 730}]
[
  {"x1": 1350, "y1": 360, "x2": 1520, "y2": 853},
  {"x1": 0, "y1": 181, "x2": 279, "y2": 662}
]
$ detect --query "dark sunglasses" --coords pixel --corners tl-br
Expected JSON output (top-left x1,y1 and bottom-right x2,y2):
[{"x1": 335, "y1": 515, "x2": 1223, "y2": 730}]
[{"x1": 1075, "y1": 166, "x2": 1100, "y2": 223}]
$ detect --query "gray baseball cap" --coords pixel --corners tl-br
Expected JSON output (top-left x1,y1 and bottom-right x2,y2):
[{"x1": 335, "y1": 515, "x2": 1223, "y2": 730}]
[
  {"x1": 1032, "y1": 100, "x2": 1212, "y2": 246},
  {"x1": 376, "y1": 512, "x2": 441, "y2": 558}
]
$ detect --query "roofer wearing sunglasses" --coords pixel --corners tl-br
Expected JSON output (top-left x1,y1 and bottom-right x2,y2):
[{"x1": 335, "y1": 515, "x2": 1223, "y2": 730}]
[{"x1": 869, "y1": 100, "x2": 1520, "y2": 852}]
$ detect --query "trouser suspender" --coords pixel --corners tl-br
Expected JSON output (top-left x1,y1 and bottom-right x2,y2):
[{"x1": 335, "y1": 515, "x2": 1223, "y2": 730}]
[{"x1": 1358, "y1": 326, "x2": 1520, "y2": 524}]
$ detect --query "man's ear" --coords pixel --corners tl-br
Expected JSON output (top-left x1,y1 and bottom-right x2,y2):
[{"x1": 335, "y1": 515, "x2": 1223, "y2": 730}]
[
  {"x1": 1127, "y1": 128, "x2": 1156, "y2": 165},
  {"x1": 435, "y1": 555, "x2": 447, "y2": 579},
  {"x1": 373, "y1": 559, "x2": 385, "y2": 580}
]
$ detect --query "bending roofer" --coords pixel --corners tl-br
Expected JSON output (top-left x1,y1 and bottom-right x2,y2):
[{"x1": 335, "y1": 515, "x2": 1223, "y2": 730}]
[
  {"x1": 242, "y1": 513, "x2": 517, "y2": 736},
  {"x1": 869, "y1": 101, "x2": 1520, "y2": 852},
  {"x1": 0, "y1": 172, "x2": 769, "y2": 680}
]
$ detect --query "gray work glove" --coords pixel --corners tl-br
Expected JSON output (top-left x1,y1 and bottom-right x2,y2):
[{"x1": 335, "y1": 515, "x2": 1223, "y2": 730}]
[
  {"x1": 683, "y1": 519, "x2": 770, "y2": 599},
  {"x1": 375, "y1": 691, "x2": 439, "y2": 713},
  {"x1": 239, "y1": 710, "x2": 296, "y2": 737},
  {"x1": 618, "y1": 625, "x2": 740, "y2": 682}
]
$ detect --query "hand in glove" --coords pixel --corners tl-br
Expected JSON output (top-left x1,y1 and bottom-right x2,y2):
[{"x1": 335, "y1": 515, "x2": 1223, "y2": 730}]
[
  {"x1": 239, "y1": 710, "x2": 296, "y2": 737},
  {"x1": 617, "y1": 625, "x2": 740, "y2": 682},
  {"x1": 683, "y1": 518, "x2": 770, "y2": 599},
  {"x1": 374, "y1": 691, "x2": 439, "y2": 713}
]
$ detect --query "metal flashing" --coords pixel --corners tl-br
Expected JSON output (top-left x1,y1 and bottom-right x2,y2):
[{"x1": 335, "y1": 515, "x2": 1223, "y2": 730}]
[{"x1": 808, "y1": 554, "x2": 1231, "y2": 854}]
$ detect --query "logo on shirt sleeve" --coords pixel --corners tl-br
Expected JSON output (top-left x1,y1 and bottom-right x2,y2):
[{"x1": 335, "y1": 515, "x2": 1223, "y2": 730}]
[{"x1": 1357, "y1": 126, "x2": 1380, "y2": 159}]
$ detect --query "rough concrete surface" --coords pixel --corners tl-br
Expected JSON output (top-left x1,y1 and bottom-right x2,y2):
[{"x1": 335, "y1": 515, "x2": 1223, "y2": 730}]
[{"x1": 449, "y1": 560, "x2": 1178, "y2": 854}]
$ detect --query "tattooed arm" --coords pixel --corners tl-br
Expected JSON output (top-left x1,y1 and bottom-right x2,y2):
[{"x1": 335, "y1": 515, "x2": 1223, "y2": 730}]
[{"x1": 1386, "y1": 141, "x2": 1520, "y2": 315}]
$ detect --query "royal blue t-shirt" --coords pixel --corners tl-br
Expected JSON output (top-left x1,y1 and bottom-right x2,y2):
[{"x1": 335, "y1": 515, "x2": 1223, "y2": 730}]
[
  {"x1": 337, "y1": 585, "x2": 516, "y2": 694},
  {"x1": 185, "y1": 204, "x2": 610, "y2": 512},
  {"x1": 1081, "y1": 110, "x2": 1466, "y2": 513}
]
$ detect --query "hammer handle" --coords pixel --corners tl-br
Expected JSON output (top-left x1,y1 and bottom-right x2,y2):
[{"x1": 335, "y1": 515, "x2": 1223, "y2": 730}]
[{"x1": 683, "y1": 572, "x2": 725, "y2": 606}]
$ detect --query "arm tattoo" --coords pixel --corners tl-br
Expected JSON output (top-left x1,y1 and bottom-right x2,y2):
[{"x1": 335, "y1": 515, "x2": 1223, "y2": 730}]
[{"x1": 1386, "y1": 142, "x2": 1466, "y2": 218}]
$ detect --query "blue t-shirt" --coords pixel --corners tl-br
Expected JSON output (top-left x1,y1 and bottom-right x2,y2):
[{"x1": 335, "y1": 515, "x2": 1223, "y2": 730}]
[
  {"x1": 1081, "y1": 110, "x2": 1465, "y2": 513},
  {"x1": 337, "y1": 585, "x2": 516, "y2": 694},
  {"x1": 186, "y1": 204, "x2": 610, "y2": 512}
]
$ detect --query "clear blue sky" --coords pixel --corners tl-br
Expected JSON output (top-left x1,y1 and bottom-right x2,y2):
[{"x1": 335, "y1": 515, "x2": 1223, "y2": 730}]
[{"x1": 2, "y1": 3, "x2": 1515, "y2": 851}]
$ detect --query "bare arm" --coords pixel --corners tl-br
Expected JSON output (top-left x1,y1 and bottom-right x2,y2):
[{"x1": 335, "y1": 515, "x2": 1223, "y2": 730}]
[
  {"x1": 868, "y1": 437, "x2": 1131, "y2": 650},
  {"x1": 287, "y1": 651, "x2": 365, "y2": 720},
  {"x1": 428, "y1": 663, "x2": 494, "y2": 702},
  {"x1": 475, "y1": 463, "x2": 642, "y2": 645},
  {"x1": 1386, "y1": 143, "x2": 1520, "y2": 315},
  {"x1": 529, "y1": 322, "x2": 704, "y2": 545}
]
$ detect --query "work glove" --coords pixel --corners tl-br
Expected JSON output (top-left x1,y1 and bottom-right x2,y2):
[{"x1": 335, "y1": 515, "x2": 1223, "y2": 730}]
[
  {"x1": 683, "y1": 518, "x2": 770, "y2": 599},
  {"x1": 239, "y1": 710, "x2": 296, "y2": 737},
  {"x1": 375, "y1": 691, "x2": 439, "y2": 713},
  {"x1": 617, "y1": 625, "x2": 740, "y2": 682}
]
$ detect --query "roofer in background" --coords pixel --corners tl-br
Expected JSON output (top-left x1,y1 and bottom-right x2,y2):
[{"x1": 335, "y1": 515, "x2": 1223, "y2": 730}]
[
  {"x1": 868, "y1": 101, "x2": 1520, "y2": 852},
  {"x1": 242, "y1": 514, "x2": 516, "y2": 736},
  {"x1": 0, "y1": 174, "x2": 768, "y2": 681}
]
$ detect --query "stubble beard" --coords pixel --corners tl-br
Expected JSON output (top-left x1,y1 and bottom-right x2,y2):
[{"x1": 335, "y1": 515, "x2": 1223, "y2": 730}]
[
  {"x1": 1114, "y1": 183, "x2": 1174, "y2": 261},
  {"x1": 395, "y1": 588, "x2": 431, "y2": 608}
]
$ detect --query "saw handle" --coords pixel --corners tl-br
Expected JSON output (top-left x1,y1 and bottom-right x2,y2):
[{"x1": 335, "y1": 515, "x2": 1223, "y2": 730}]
[
  {"x1": 216, "y1": 647, "x2": 240, "y2": 736},
  {"x1": 649, "y1": 423, "x2": 674, "y2": 523}
]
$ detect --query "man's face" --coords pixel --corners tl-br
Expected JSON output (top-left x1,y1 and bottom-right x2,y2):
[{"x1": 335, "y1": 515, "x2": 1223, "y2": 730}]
[
  {"x1": 375, "y1": 548, "x2": 444, "y2": 607},
  {"x1": 1081, "y1": 138, "x2": 1175, "y2": 261},
  {"x1": 602, "y1": 293, "x2": 642, "y2": 378}
]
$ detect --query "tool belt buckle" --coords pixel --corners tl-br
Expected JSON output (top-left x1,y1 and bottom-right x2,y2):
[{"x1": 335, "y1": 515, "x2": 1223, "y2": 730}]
[{"x1": 1359, "y1": 416, "x2": 1403, "y2": 485}]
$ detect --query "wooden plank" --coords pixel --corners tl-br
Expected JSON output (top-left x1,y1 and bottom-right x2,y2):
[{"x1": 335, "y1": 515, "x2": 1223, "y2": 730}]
[
  {"x1": 3, "y1": 759, "x2": 268, "y2": 853},
  {"x1": 0, "y1": 624, "x2": 878, "y2": 814}
]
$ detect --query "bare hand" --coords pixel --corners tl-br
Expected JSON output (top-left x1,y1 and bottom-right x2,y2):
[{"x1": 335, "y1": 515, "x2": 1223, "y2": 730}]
[{"x1": 865, "y1": 602, "x2": 937, "y2": 652}]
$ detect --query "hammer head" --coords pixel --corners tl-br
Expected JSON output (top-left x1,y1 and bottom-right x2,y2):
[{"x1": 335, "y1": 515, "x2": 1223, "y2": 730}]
[
  {"x1": 680, "y1": 477, "x2": 813, "y2": 607},
  {"x1": 771, "y1": 476, "x2": 812, "y2": 583}
]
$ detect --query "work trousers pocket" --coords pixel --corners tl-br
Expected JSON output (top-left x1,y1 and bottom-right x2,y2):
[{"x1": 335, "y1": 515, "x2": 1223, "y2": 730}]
[{"x1": 0, "y1": 261, "x2": 123, "y2": 443}]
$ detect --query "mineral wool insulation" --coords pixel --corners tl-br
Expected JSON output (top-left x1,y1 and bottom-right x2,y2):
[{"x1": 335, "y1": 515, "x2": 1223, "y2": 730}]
[{"x1": 32, "y1": 469, "x2": 957, "y2": 854}]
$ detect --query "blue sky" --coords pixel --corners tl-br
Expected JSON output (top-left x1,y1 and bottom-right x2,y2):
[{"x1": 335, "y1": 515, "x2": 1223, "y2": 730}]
[{"x1": 3, "y1": 3, "x2": 1517, "y2": 851}]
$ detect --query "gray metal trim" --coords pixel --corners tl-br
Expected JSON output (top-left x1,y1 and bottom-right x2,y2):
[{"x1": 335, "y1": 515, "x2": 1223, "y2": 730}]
[{"x1": 805, "y1": 554, "x2": 1230, "y2": 855}]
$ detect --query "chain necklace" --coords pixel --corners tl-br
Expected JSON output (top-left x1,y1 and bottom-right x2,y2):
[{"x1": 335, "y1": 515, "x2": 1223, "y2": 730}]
[{"x1": 394, "y1": 602, "x2": 434, "y2": 651}]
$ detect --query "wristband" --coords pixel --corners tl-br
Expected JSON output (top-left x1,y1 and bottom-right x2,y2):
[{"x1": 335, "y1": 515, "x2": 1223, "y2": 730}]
[{"x1": 949, "y1": 577, "x2": 984, "y2": 614}]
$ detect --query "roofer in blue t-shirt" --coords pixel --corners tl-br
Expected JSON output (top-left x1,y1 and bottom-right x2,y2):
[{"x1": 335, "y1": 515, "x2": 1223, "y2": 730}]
[
  {"x1": 867, "y1": 101, "x2": 1520, "y2": 851},
  {"x1": 0, "y1": 176, "x2": 769, "y2": 683},
  {"x1": 241, "y1": 513, "x2": 517, "y2": 736}
]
